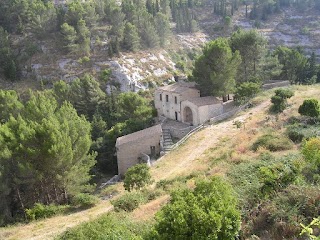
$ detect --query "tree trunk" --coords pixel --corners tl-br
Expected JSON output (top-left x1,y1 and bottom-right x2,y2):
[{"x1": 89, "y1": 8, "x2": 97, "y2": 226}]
[{"x1": 15, "y1": 187, "x2": 27, "y2": 219}]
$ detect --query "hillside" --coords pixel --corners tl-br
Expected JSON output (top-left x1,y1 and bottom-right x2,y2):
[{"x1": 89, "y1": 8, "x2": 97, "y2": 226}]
[
  {"x1": 0, "y1": 90, "x2": 270, "y2": 240},
  {"x1": 2, "y1": 84, "x2": 320, "y2": 239},
  {"x1": 1, "y1": 1, "x2": 320, "y2": 91}
]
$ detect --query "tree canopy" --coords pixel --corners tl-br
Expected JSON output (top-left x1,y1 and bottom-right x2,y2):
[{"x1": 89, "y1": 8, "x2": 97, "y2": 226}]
[
  {"x1": 0, "y1": 90, "x2": 95, "y2": 224},
  {"x1": 190, "y1": 38, "x2": 241, "y2": 98},
  {"x1": 230, "y1": 29, "x2": 267, "y2": 83}
]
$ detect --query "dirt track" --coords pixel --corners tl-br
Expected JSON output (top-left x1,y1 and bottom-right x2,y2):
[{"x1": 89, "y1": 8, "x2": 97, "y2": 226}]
[{"x1": 151, "y1": 100, "x2": 270, "y2": 181}]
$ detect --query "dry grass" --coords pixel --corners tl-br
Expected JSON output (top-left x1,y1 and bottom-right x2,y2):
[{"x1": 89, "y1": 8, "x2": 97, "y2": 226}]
[
  {"x1": 131, "y1": 195, "x2": 170, "y2": 222},
  {"x1": 0, "y1": 201, "x2": 113, "y2": 240}
]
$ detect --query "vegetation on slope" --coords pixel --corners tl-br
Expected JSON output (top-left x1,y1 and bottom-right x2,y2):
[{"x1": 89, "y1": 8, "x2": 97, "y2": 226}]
[{"x1": 54, "y1": 85, "x2": 320, "y2": 240}]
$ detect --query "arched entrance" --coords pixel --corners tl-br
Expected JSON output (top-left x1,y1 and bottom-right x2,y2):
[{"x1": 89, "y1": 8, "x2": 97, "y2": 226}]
[{"x1": 183, "y1": 106, "x2": 193, "y2": 125}]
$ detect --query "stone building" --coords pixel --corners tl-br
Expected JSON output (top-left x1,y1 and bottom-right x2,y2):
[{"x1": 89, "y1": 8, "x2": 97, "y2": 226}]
[
  {"x1": 155, "y1": 82, "x2": 232, "y2": 126},
  {"x1": 116, "y1": 124, "x2": 162, "y2": 176},
  {"x1": 154, "y1": 82, "x2": 200, "y2": 122}
]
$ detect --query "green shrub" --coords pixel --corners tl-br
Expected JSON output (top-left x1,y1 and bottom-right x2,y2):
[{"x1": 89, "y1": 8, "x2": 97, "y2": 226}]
[
  {"x1": 58, "y1": 212, "x2": 151, "y2": 240},
  {"x1": 228, "y1": 160, "x2": 265, "y2": 209},
  {"x1": 287, "y1": 129, "x2": 305, "y2": 143},
  {"x1": 234, "y1": 82, "x2": 261, "y2": 104},
  {"x1": 78, "y1": 56, "x2": 90, "y2": 64},
  {"x1": 155, "y1": 175, "x2": 189, "y2": 192},
  {"x1": 175, "y1": 61, "x2": 186, "y2": 71},
  {"x1": 71, "y1": 193, "x2": 99, "y2": 208},
  {"x1": 111, "y1": 192, "x2": 146, "y2": 212},
  {"x1": 270, "y1": 88, "x2": 294, "y2": 113},
  {"x1": 152, "y1": 177, "x2": 241, "y2": 239},
  {"x1": 248, "y1": 185, "x2": 320, "y2": 239},
  {"x1": 123, "y1": 163, "x2": 152, "y2": 192},
  {"x1": 141, "y1": 189, "x2": 164, "y2": 201},
  {"x1": 298, "y1": 99, "x2": 320, "y2": 118},
  {"x1": 286, "y1": 124, "x2": 320, "y2": 143},
  {"x1": 25, "y1": 203, "x2": 68, "y2": 221},
  {"x1": 251, "y1": 134, "x2": 293, "y2": 151},
  {"x1": 258, "y1": 159, "x2": 301, "y2": 197}
]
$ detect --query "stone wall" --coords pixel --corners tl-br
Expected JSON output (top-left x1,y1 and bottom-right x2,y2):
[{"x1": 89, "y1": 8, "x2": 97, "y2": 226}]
[
  {"x1": 262, "y1": 80, "x2": 290, "y2": 90},
  {"x1": 117, "y1": 134, "x2": 162, "y2": 176},
  {"x1": 170, "y1": 126, "x2": 194, "y2": 139}
]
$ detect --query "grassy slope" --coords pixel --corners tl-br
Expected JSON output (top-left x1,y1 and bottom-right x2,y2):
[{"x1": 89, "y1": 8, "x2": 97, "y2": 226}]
[{"x1": 1, "y1": 85, "x2": 320, "y2": 239}]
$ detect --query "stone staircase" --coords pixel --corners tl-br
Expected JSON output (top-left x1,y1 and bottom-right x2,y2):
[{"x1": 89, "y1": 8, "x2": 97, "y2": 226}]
[{"x1": 162, "y1": 128, "x2": 174, "y2": 152}]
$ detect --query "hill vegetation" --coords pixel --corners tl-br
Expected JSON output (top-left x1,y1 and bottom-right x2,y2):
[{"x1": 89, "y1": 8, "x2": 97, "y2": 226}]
[
  {"x1": 2, "y1": 0, "x2": 320, "y2": 239},
  {"x1": 1, "y1": 85, "x2": 320, "y2": 239}
]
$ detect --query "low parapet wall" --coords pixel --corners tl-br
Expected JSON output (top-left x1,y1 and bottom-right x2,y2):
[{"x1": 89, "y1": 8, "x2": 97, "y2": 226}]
[
  {"x1": 170, "y1": 126, "x2": 194, "y2": 139},
  {"x1": 262, "y1": 80, "x2": 290, "y2": 90}
]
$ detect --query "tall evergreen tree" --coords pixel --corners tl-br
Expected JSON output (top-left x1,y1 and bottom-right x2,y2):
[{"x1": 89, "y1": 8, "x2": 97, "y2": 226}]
[
  {"x1": 155, "y1": 13, "x2": 170, "y2": 46},
  {"x1": 190, "y1": 38, "x2": 241, "y2": 99},
  {"x1": 122, "y1": 22, "x2": 140, "y2": 52},
  {"x1": 0, "y1": 90, "x2": 95, "y2": 224},
  {"x1": 230, "y1": 29, "x2": 267, "y2": 83}
]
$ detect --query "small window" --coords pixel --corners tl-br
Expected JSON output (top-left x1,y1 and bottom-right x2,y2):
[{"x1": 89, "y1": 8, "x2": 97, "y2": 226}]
[
  {"x1": 175, "y1": 112, "x2": 178, "y2": 120},
  {"x1": 160, "y1": 94, "x2": 162, "y2": 101},
  {"x1": 175, "y1": 96, "x2": 177, "y2": 104},
  {"x1": 166, "y1": 95, "x2": 169, "y2": 102}
]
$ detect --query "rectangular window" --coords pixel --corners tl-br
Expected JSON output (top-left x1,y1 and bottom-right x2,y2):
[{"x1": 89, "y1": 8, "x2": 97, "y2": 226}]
[
  {"x1": 175, "y1": 112, "x2": 178, "y2": 120},
  {"x1": 160, "y1": 94, "x2": 162, "y2": 101},
  {"x1": 166, "y1": 95, "x2": 169, "y2": 102},
  {"x1": 175, "y1": 96, "x2": 177, "y2": 104}
]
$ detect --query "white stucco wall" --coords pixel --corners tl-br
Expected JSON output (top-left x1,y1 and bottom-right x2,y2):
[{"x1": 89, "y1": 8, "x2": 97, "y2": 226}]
[{"x1": 181, "y1": 101, "x2": 223, "y2": 126}]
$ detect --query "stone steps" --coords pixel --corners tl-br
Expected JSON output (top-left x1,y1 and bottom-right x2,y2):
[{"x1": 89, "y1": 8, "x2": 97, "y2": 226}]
[{"x1": 162, "y1": 128, "x2": 173, "y2": 152}]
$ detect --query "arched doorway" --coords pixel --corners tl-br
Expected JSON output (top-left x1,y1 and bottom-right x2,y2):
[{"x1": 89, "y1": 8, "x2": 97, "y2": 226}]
[{"x1": 184, "y1": 106, "x2": 193, "y2": 125}]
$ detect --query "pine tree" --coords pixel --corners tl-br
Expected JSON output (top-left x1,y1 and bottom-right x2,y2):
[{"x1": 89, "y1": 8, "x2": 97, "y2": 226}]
[
  {"x1": 190, "y1": 38, "x2": 241, "y2": 98},
  {"x1": 76, "y1": 19, "x2": 91, "y2": 55},
  {"x1": 122, "y1": 22, "x2": 140, "y2": 52},
  {"x1": 155, "y1": 13, "x2": 170, "y2": 46},
  {"x1": 0, "y1": 90, "x2": 95, "y2": 223},
  {"x1": 60, "y1": 22, "x2": 78, "y2": 53}
]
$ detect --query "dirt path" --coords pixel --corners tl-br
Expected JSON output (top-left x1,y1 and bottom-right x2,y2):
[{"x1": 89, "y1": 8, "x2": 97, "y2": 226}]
[
  {"x1": 0, "y1": 100, "x2": 270, "y2": 240},
  {"x1": 0, "y1": 201, "x2": 113, "y2": 240},
  {"x1": 151, "y1": 100, "x2": 270, "y2": 181}
]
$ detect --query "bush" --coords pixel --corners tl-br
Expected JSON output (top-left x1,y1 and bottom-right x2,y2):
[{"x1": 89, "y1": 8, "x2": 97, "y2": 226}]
[
  {"x1": 155, "y1": 175, "x2": 191, "y2": 192},
  {"x1": 246, "y1": 185, "x2": 320, "y2": 239},
  {"x1": 287, "y1": 129, "x2": 304, "y2": 143},
  {"x1": 251, "y1": 134, "x2": 293, "y2": 152},
  {"x1": 25, "y1": 203, "x2": 68, "y2": 221},
  {"x1": 298, "y1": 99, "x2": 320, "y2": 118},
  {"x1": 234, "y1": 82, "x2": 261, "y2": 104},
  {"x1": 58, "y1": 212, "x2": 151, "y2": 240},
  {"x1": 151, "y1": 177, "x2": 241, "y2": 240},
  {"x1": 286, "y1": 124, "x2": 320, "y2": 143},
  {"x1": 111, "y1": 192, "x2": 146, "y2": 212},
  {"x1": 270, "y1": 88, "x2": 294, "y2": 113},
  {"x1": 258, "y1": 159, "x2": 301, "y2": 197},
  {"x1": 123, "y1": 163, "x2": 152, "y2": 192},
  {"x1": 71, "y1": 193, "x2": 99, "y2": 208},
  {"x1": 175, "y1": 61, "x2": 186, "y2": 71},
  {"x1": 141, "y1": 189, "x2": 164, "y2": 201}
]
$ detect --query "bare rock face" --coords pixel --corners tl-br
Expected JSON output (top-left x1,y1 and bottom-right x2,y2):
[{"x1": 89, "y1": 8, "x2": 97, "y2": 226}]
[
  {"x1": 24, "y1": 29, "x2": 208, "y2": 92},
  {"x1": 232, "y1": 6, "x2": 320, "y2": 57}
]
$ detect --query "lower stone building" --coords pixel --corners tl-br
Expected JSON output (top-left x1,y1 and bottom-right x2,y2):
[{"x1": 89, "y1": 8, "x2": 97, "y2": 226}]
[{"x1": 116, "y1": 124, "x2": 163, "y2": 176}]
